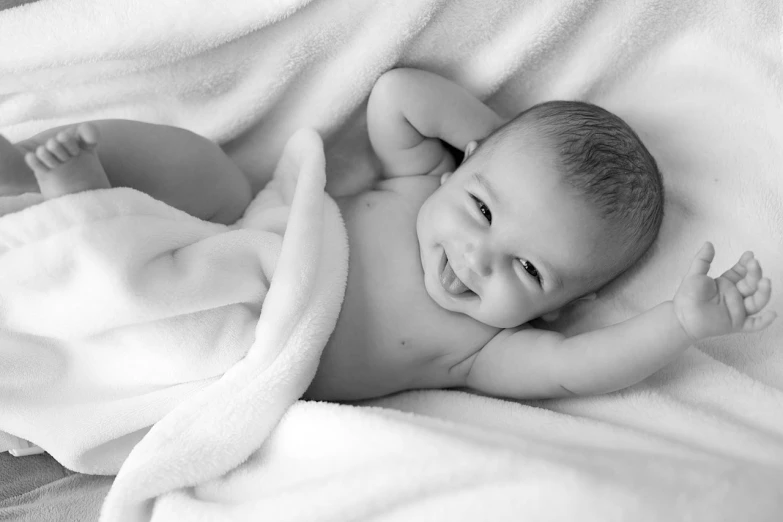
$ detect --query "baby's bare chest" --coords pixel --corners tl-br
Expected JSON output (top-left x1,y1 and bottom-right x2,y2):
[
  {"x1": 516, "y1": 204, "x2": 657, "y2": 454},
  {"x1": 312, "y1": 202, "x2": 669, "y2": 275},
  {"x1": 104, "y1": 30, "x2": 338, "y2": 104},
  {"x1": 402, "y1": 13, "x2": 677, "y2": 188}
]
[{"x1": 311, "y1": 184, "x2": 498, "y2": 401}]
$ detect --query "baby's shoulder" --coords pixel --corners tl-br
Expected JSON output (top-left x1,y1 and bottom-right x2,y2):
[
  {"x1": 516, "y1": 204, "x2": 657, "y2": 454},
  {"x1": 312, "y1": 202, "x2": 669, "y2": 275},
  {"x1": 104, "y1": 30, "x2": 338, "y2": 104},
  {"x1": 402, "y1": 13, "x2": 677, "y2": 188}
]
[
  {"x1": 339, "y1": 174, "x2": 439, "y2": 218},
  {"x1": 375, "y1": 174, "x2": 440, "y2": 207}
]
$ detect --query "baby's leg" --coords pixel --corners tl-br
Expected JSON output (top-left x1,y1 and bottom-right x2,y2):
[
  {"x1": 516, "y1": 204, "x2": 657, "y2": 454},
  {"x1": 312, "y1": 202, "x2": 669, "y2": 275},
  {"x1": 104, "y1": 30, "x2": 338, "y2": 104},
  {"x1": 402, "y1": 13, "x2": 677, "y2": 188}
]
[
  {"x1": 22, "y1": 123, "x2": 111, "y2": 199},
  {"x1": 0, "y1": 135, "x2": 39, "y2": 196},
  {"x1": 20, "y1": 120, "x2": 251, "y2": 224}
]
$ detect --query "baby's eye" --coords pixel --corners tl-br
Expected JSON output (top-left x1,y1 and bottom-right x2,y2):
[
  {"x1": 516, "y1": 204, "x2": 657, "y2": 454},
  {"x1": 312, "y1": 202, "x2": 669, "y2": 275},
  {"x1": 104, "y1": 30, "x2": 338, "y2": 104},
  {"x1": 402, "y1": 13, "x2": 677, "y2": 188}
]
[
  {"x1": 471, "y1": 195, "x2": 492, "y2": 224},
  {"x1": 520, "y1": 259, "x2": 541, "y2": 284}
]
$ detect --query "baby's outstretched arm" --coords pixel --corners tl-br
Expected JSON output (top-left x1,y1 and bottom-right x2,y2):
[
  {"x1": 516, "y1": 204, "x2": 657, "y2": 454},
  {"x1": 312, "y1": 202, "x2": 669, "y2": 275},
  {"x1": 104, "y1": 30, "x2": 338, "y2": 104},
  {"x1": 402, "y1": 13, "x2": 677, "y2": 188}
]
[
  {"x1": 464, "y1": 243, "x2": 776, "y2": 399},
  {"x1": 367, "y1": 68, "x2": 504, "y2": 178}
]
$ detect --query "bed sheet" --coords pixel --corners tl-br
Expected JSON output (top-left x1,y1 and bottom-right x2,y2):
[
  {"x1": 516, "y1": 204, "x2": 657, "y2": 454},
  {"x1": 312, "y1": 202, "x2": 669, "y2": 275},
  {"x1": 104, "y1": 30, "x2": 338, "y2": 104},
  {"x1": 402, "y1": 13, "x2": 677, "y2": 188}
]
[{"x1": 1, "y1": 0, "x2": 782, "y2": 521}]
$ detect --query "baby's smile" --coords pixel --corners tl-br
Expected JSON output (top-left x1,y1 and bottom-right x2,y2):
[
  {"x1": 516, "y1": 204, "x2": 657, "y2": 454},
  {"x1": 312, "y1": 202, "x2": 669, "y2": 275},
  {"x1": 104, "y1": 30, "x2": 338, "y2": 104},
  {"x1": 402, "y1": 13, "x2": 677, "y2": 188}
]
[
  {"x1": 439, "y1": 248, "x2": 477, "y2": 297},
  {"x1": 415, "y1": 137, "x2": 617, "y2": 329}
]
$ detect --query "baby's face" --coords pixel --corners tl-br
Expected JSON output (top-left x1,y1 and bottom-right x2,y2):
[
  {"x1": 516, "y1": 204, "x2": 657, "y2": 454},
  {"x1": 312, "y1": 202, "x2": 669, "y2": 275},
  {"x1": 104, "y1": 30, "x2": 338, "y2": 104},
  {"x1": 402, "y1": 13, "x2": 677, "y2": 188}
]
[{"x1": 416, "y1": 139, "x2": 615, "y2": 328}]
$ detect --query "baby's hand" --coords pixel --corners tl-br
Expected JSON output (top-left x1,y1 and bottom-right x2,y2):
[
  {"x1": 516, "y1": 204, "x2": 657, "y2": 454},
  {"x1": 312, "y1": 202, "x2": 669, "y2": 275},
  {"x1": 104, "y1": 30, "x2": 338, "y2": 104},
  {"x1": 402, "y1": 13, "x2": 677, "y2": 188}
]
[{"x1": 673, "y1": 242, "x2": 776, "y2": 341}]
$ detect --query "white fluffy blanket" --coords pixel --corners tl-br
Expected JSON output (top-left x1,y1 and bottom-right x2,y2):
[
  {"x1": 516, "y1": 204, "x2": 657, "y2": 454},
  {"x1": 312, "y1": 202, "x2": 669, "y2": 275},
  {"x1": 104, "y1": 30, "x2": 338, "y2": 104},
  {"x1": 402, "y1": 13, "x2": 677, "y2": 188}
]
[
  {"x1": 0, "y1": 127, "x2": 349, "y2": 517},
  {"x1": 1, "y1": 0, "x2": 782, "y2": 521}
]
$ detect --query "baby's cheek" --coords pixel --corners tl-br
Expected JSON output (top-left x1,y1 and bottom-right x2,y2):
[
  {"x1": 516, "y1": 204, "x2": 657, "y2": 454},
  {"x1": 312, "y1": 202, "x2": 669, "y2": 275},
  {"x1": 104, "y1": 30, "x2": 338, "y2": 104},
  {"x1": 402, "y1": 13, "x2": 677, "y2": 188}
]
[
  {"x1": 495, "y1": 291, "x2": 532, "y2": 328},
  {"x1": 430, "y1": 193, "x2": 463, "y2": 229}
]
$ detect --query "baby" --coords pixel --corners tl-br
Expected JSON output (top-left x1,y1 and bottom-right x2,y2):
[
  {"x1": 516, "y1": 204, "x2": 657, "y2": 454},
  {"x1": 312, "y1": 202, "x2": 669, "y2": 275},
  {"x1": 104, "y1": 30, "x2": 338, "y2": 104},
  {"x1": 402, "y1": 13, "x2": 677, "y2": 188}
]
[{"x1": 0, "y1": 68, "x2": 775, "y2": 402}]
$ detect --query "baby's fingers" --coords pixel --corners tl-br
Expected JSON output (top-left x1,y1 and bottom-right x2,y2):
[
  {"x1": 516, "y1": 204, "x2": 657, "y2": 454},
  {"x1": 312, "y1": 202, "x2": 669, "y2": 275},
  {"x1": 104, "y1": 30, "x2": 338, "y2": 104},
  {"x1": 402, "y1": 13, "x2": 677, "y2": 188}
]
[
  {"x1": 736, "y1": 258, "x2": 762, "y2": 297},
  {"x1": 720, "y1": 251, "x2": 753, "y2": 284},
  {"x1": 742, "y1": 309, "x2": 777, "y2": 333},
  {"x1": 744, "y1": 277, "x2": 772, "y2": 315},
  {"x1": 686, "y1": 242, "x2": 715, "y2": 277}
]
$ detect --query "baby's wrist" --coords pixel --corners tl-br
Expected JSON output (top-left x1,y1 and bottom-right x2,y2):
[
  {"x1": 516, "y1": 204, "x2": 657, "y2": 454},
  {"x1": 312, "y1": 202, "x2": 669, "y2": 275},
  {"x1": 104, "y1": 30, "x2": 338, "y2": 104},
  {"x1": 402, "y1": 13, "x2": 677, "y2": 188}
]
[{"x1": 667, "y1": 300, "x2": 699, "y2": 344}]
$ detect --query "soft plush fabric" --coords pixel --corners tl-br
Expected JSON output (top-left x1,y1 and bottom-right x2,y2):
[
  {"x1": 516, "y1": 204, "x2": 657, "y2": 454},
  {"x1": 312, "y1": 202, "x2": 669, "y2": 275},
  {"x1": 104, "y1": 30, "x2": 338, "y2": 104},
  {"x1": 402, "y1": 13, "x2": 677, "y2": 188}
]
[
  {"x1": 0, "y1": 452, "x2": 109, "y2": 522},
  {"x1": 0, "y1": 0, "x2": 38, "y2": 12},
  {"x1": 0, "y1": 127, "x2": 350, "y2": 522},
  {"x1": 0, "y1": 1, "x2": 781, "y2": 521}
]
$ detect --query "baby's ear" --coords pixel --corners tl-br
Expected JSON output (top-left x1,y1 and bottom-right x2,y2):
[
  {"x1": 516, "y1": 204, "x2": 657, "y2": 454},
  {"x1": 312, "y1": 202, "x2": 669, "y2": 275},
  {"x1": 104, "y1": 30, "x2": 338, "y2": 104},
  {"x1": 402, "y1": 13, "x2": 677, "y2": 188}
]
[{"x1": 462, "y1": 141, "x2": 478, "y2": 163}]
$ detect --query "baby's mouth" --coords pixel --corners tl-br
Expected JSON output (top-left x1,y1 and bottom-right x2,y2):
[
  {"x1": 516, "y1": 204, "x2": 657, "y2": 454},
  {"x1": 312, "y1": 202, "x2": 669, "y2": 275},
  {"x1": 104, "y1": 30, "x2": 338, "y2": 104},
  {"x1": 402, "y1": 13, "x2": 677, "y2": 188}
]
[{"x1": 440, "y1": 251, "x2": 471, "y2": 296}]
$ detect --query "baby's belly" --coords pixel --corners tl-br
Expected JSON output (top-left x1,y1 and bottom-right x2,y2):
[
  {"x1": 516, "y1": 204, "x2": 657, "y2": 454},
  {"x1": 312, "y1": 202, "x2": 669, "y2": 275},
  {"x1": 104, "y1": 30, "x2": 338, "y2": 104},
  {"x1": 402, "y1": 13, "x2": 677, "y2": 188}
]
[{"x1": 307, "y1": 189, "x2": 498, "y2": 401}]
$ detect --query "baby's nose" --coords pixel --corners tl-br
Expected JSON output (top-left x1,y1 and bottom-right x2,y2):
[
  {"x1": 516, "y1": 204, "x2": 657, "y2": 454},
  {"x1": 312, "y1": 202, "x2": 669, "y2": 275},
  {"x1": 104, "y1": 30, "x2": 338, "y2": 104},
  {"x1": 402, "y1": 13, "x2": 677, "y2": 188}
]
[{"x1": 464, "y1": 244, "x2": 492, "y2": 277}]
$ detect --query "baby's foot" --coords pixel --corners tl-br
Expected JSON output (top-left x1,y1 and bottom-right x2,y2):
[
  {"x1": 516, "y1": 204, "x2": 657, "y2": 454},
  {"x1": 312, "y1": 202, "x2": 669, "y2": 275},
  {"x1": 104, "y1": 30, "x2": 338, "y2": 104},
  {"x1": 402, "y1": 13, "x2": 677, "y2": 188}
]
[
  {"x1": 0, "y1": 134, "x2": 39, "y2": 196},
  {"x1": 23, "y1": 123, "x2": 111, "y2": 199}
]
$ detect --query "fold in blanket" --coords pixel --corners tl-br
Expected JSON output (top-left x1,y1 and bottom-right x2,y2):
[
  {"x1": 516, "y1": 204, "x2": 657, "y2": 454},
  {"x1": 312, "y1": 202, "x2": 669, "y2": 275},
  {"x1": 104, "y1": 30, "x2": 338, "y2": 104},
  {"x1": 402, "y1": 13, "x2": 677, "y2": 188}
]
[
  {"x1": 2, "y1": 0, "x2": 783, "y2": 521},
  {"x1": 0, "y1": 129, "x2": 348, "y2": 483}
]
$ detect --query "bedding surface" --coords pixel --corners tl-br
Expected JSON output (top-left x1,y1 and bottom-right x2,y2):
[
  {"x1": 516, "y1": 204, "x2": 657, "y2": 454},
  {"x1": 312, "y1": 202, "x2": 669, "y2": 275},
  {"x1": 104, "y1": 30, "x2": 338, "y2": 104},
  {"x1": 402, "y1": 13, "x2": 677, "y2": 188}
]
[
  {"x1": 1, "y1": 0, "x2": 782, "y2": 521},
  {"x1": 0, "y1": 452, "x2": 110, "y2": 522},
  {"x1": 0, "y1": 127, "x2": 348, "y2": 474},
  {"x1": 0, "y1": 0, "x2": 38, "y2": 12}
]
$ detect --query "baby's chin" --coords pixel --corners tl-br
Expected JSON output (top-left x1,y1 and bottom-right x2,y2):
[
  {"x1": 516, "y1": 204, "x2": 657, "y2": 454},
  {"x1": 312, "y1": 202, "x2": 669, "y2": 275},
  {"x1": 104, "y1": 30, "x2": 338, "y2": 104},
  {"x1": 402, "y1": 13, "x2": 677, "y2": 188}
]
[
  {"x1": 444, "y1": 298, "x2": 533, "y2": 329},
  {"x1": 467, "y1": 309, "x2": 531, "y2": 329}
]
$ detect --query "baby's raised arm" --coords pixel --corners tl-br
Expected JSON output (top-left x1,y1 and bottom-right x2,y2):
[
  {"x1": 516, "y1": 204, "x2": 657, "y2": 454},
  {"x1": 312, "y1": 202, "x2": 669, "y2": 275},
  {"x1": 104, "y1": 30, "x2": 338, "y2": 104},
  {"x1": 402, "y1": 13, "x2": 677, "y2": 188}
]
[
  {"x1": 367, "y1": 68, "x2": 504, "y2": 178},
  {"x1": 465, "y1": 243, "x2": 776, "y2": 399}
]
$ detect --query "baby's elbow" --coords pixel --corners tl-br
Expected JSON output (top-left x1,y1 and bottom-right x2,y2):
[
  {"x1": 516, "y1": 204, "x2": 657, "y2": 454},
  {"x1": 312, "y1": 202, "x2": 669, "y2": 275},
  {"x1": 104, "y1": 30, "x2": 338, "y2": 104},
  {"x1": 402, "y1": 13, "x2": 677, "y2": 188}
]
[
  {"x1": 373, "y1": 68, "x2": 413, "y2": 91},
  {"x1": 369, "y1": 68, "x2": 422, "y2": 113},
  {"x1": 370, "y1": 70, "x2": 402, "y2": 105}
]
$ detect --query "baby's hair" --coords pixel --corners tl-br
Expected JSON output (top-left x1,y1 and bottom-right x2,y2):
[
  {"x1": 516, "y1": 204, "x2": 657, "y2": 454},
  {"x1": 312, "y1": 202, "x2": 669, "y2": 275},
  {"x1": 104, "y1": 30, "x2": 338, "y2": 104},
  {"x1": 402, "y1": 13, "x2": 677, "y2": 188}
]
[{"x1": 481, "y1": 100, "x2": 664, "y2": 281}]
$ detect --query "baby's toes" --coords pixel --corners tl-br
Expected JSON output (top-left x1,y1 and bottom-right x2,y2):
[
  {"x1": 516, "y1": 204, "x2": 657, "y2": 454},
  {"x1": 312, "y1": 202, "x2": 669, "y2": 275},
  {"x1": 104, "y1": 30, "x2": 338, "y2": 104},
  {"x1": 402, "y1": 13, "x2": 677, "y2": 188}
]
[
  {"x1": 56, "y1": 130, "x2": 80, "y2": 156},
  {"x1": 45, "y1": 137, "x2": 71, "y2": 162},
  {"x1": 76, "y1": 123, "x2": 99, "y2": 150},
  {"x1": 744, "y1": 277, "x2": 771, "y2": 314},
  {"x1": 24, "y1": 151, "x2": 48, "y2": 173},
  {"x1": 35, "y1": 145, "x2": 62, "y2": 169}
]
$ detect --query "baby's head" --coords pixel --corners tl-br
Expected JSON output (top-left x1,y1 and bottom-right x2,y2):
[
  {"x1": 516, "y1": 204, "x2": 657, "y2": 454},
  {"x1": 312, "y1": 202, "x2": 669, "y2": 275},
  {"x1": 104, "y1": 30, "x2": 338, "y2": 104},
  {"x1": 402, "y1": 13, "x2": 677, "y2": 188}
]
[{"x1": 416, "y1": 101, "x2": 664, "y2": 328}]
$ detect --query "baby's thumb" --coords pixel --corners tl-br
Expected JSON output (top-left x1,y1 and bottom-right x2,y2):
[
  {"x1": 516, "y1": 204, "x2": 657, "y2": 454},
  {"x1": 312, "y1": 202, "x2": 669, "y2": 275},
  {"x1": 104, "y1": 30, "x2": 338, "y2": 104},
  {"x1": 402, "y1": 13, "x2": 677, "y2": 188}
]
[{"x1": 686, "y1": 242, "x2": 715, "y2": 277}]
